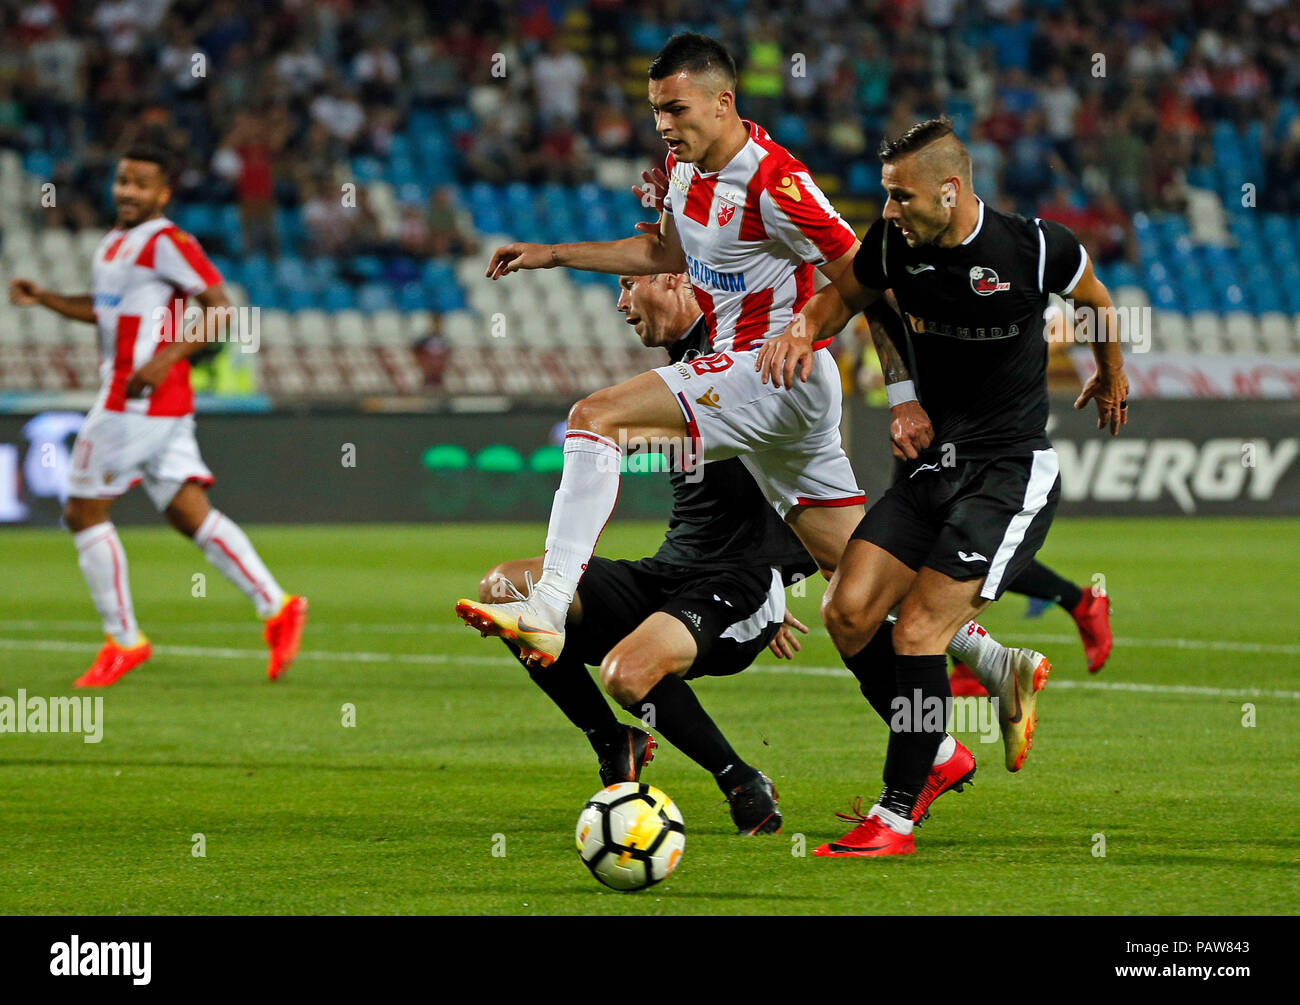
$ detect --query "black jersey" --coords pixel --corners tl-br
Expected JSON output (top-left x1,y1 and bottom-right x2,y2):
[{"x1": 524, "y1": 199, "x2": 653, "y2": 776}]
[
  {"x1": 651, "y1": 317, "x2": 816, "y2": 580},
  {"x1": 853, "y1": 201, "x2": 1088, "y2": 459}
]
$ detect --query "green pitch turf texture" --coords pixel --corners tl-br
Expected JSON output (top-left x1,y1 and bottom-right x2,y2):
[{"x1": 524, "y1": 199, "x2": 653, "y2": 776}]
[{"x1": 0, "y1": 518, "x2": 1295, "y2": 915}]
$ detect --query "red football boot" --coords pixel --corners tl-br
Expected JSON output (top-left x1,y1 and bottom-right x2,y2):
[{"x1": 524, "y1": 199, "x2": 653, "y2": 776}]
[
  {"x1": 1071, "y1": 590, "x2": 1112, "y2": 673},
  {"x1": 948, "y1": 661, "x2": 988, "y2": 697},
  {"x1": 74, "y1": 635, "x2": 151, "y2": 688},
  {"x1": 913, "y1": 739, "x2": 977, "y2": 824},
  {"x1": 264, "y1": 595, "x2": 308, "y2": 680},
  {"x1": 814, "y1": 805, "x2": 915, "y2": 857}
]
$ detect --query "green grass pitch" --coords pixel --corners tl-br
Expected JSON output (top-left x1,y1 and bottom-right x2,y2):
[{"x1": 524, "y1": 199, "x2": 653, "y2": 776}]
[{"x1": 0, "y1": 518, "x2": 1295, "y2": 915}]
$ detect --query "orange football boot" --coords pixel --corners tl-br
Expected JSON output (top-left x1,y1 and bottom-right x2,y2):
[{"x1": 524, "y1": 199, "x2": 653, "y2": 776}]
[
  {"x1": 913, "y1": 739, "x2": 977, "y2": 823},
  {"x1": 814, "y1": 807, "x2": 915, "y2": 857},
  {"x1": 74, "y1": 635, "x2": 151, "y2": 688},
  {"x1": 264, "y1": 595, "x2": 308, "y2": 680}
]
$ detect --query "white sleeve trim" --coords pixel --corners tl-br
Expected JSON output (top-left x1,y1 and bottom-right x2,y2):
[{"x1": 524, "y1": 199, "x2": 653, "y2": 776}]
[
  {"x1": 1035, "y1": 218, "x2": 1047, "y2": 294},
  {"x1": 1062, "y1": 246, "x2": 1089, "y2": 295}
]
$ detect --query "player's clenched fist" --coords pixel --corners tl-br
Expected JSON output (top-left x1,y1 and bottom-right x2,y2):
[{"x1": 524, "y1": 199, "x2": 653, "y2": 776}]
[
  {"x1": 889, "y1": 400, "x2": 935, "y2": 460},
  {"x1": 485, "y1": 242, "x2": 556, "y2": 279},
  {"x1": 9, "y1": 278, "x2": 42, "y2": 305}
]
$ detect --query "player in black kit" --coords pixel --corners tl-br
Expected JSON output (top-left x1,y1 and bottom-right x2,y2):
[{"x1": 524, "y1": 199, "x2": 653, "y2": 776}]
[
  {"x1": 765, "y1": 118, "x2": 1130, "y2": 856},
  {"x1": 471, "y1": 272, "x2": 818, "y2": 835}
]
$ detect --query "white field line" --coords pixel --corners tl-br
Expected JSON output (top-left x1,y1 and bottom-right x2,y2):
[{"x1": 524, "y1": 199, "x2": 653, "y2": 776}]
[
  {"x1": 1, "y1": 637, "x2": 1297, "y2": 701},
  {"x1": 1, "y1": 620, "x2": 1297, "y2": 656}
]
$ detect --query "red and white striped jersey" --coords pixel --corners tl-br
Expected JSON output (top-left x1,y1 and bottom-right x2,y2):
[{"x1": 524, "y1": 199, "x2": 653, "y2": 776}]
[
  {"x1": 91, "y1": 215, "x2": 222, "y2": 416},
  {"x1": 661, "y1": 120, "x2": 857, "y2": 353}
]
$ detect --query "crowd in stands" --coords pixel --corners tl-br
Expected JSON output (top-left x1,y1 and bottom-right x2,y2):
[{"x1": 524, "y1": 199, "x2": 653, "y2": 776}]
[{"x1": 0, "y1": 0, "x2": 1296, "y2": 250}]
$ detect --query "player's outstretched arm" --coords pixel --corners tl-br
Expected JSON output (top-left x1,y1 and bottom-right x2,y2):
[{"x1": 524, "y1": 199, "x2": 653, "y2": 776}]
[
  {"x1": 9, "y1": 279, "x2": 96, "y2": 323},
  {"x1": 124, "y1": 283, "x2": 233, "y2": 398},
  {"x1": 864, "y1": 293, "x2": 933, "y2": 460},
  {"x1": 1068, "y1": 260, "x2": 1129, "y2": 435},
  {"x1": 486, "y1": 212, "x2": 687, "y2": 279},
  {"x1": 756, "y1": 244, "x2": 872, "y2": 388}
]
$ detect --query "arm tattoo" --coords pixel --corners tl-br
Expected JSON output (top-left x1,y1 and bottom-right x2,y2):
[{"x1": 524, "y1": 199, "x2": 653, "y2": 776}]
[{"x1": 864, "y1": 300, "x2": 912, "y2": 385}]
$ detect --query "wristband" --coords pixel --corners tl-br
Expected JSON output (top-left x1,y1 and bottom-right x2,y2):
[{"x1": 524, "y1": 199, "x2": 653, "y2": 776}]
[{"x1": 886, "y1": 380, "x2": 917, "y2": 407}]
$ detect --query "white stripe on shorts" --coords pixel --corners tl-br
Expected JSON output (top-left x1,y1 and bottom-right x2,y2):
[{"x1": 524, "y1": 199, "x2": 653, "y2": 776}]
[
  {"x1": 981, "y1": 449, "x2": 1059, "y2": 600},
  {"x1": 721, "y1": 568, "x2": 785, "y2": 645}
]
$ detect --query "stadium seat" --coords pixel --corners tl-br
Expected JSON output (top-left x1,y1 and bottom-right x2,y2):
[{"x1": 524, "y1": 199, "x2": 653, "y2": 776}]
[
  {"x1": 333, "y1": 310, "x2": 370, "y2": 346},
  {"x1": 371, "y1": 310, "x2": 407, "y2": 345},
  {"x1": 442, "y1": 311, "x2": 483, "y2": 348},
  {"x1": 1189, "y1": 311, "x2": 1226, "y2": 353},
  {"x1": 1223, "y1": 312, "x2": 1258, "y2": 351},
  {"x1": 292, "y1": 309, "x2": 333, "y2": 345}
]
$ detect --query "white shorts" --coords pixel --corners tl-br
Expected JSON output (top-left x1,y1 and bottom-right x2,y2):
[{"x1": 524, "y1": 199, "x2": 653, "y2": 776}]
[
  {"x1": 654, "y1": 347, "x2": 864, "y2": 517},
  {"x1": 68, "y1": 408, "x2": 214, "y2": 511}
]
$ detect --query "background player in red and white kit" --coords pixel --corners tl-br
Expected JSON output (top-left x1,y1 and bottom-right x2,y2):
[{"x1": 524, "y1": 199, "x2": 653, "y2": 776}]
[
  {"x1": 458, "y1": 34, "x2": 934, "y2": 669},
  {"x1": 9, "y1": 145, "x2": 307, "y2": 687}
]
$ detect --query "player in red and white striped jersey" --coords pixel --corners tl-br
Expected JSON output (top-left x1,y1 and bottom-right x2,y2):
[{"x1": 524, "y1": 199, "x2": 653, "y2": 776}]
[
  {"x1": 9, "y1": 145, "x2": 306, "y2": 687},
  {"x1": 458, "y1": 34, "x2": 934, "y2": 669}
]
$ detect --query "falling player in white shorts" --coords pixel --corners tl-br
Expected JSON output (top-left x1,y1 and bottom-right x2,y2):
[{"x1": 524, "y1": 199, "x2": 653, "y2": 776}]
[
  {"x1": 455, "y1": 35, "x2": 1050, "y2": 786},
  {"x1": 9, "y1": 144, "x2": 307, "y2": 687}
]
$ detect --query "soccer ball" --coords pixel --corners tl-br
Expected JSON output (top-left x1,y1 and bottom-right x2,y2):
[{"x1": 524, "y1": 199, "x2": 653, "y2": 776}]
[{"x1": 575, "y1": 782, "x2": 685, "y2": 891}]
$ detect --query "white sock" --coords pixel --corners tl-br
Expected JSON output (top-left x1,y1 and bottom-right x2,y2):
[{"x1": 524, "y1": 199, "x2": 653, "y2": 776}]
[
  {"x1": 74, "y1": 522, "x2": 140, "y2": 647},
  {"x1": 947, "y1": 620, "x2": 1007, "y2": 685},
  {"x1": 870, "y1": 803, "x2": 914, "y2": 835},
  {"x1": 195, "y1": 509, "x2": 285, "y2": 619},
  {"x1": 538, "y1": 429, "x2": 621, "y2": 608},
  {"x1": 932, "y1": 732, "x2": 956, "y2": 766}
]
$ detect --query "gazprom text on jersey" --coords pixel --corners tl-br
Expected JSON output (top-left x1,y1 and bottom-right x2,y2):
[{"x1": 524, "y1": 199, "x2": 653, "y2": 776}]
[{"x1": 687, "y1": 255, "x2": 747, "y2": 292}]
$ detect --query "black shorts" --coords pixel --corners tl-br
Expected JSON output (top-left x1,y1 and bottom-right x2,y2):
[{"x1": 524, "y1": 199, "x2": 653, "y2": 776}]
[
  {"x1": 571, "y1": 556, "x2": 783, "y2": 678},
  {"x1": 852, "y1": 449, "x2": 1061, "y2": 601}
]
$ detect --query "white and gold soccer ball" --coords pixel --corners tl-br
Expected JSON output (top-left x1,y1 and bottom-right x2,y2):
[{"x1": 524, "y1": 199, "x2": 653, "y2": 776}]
[{"x1": 575, "y1": 782, "x2": 685, "y2": 891}]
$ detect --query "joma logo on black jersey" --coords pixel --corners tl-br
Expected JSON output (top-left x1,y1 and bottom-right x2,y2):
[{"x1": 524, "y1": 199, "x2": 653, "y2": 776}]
[{"x1": 905, "y1": 314, "x2": 1020, "y2": 340}]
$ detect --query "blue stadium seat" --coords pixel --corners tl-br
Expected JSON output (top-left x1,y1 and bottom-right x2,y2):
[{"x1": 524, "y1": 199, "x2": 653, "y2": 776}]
[
  {"x1": 357, "y1": 282, "x2": 394, "y2": 311},
  {"x1": 275, "y1": 208, "x2": 305, "y2": 252},
  {"x1": 219, "y1": 205, "x2": 242, "y2": 248},
  {"x1": 282, "y1": 282, "x2": 315, "y2": 311},
  {"x1": 446, "y1": 108, "x2": 475, "y2": 134},
  {"x1": 352, "y1": 157, "x2": 384, "y2": 182},
  {"x1": 328, "y1": 284, "x2": 358, "y2": 311},
  {"x1": 397, "y1": 281, "x2": 427, "y2": 311},
  {"x1": 274, "y1": 256, "x2": 313, "y2": 290},
  {"x1": 350, "y1": 255, "x2": 385, "y2": 280},
  {"x1": 386, "y1": 157, "x2": 417, "y2": 186}
]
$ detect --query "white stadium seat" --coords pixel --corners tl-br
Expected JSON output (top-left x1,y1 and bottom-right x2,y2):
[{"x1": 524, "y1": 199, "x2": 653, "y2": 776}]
[
  {"x1": 371, "y1": 309, "x2": 407, "y2": 345},
  {"x1": 1153, "y1": 310, "x2": 1190, "y2": 353},
  {"x1": 1256, "y1": 312, "x2": 1293, "y2": 353},
  {"x1": 333, "y1": 309, "x2": 370, "y2": 345},
  {"x1": 1222, "y1": 312, "x2": 1257, "y2": 352},
  {"x1": 1188, "y1": 311, "x2": 1224, "y2": 353},
  {"x1": 292, "y1": 309, "x2": 333, "y2": 345}
]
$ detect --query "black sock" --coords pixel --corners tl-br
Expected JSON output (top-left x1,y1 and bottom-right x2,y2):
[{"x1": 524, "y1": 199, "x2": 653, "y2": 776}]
[
  {"x1": 882, "y1": 654, "x2": 950, "y2": 812},
  {"x1": 1006, "y1": 560, "x2": 1083, "y2": 612},
  {"x1": 510, "y1": 641, "x2": 622, "y2": 752},
  {"x1": 842, "y1": 621, "x2": 897, "y2": 724},
  {"x1": 624, "y1": 675, "x2": 756, "y2": 792}
]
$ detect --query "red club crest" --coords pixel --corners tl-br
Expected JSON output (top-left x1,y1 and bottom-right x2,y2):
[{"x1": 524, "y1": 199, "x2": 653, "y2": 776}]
[{"x1": 716, "y1": 202, "x2": 736, "y2": 227}]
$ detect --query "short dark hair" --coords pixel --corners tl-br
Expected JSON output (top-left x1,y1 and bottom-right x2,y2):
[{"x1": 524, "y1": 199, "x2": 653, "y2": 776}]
[
  {"x1": 878, "y1": 117, "x2": 957, "y2": 162},
  {"x1": 648, "y1": 33, "x2": 736, "y2": 91},
  {"x1": 120, "y1": 143, "x2": 176, "y2": 185}
]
